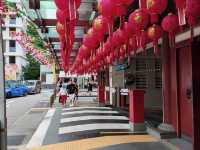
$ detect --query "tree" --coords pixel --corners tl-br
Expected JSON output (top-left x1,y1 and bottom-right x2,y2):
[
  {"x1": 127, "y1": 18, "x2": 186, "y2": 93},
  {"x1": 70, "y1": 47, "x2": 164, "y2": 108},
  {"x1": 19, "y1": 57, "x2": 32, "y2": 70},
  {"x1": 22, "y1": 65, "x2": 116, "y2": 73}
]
[{"x1": 22, "y1": 54, "x2": 40, "y2": 80}]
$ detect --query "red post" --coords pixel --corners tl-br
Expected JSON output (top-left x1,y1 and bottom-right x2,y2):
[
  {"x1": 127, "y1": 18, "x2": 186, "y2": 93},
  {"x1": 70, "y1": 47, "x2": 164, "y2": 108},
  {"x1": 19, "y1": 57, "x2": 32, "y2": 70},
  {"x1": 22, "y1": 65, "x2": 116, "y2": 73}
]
[
  {"x1": 129, "y1": 89, "x2": 146, "y2": 132},
  {"x1": 98, "y1": 85, "x2": 105, "y2": 104},
  {"x1": 120, "y1": 95, "x2": 125, "y2": 108}
]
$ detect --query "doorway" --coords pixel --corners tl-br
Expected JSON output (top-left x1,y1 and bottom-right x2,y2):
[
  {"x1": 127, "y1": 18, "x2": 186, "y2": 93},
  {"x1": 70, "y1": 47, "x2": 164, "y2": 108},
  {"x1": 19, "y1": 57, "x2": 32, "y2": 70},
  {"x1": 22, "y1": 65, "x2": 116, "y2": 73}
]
[{"x1": 177, "y1": 45, "x2": 193, "y2": 139}]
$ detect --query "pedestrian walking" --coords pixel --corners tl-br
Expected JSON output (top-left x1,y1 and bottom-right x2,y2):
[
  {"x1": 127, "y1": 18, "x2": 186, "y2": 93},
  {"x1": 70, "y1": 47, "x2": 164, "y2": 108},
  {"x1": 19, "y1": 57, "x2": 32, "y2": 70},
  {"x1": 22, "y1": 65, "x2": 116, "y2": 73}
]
[
  {"x1": 88, "y1": 78, "x2": 93, "y2": 96},
  {"x1": 56, "y1": 80, "x2": 63, "y2": 103},
  {"x1": 67, "y1": 78, "x2": 76, "y2": 106},
  {"x1": 57, "y1": 85, "x2": 67, "y2": 107},
  {"x1": 73, "y1": 78, "x2": 79, "y2": 106}
]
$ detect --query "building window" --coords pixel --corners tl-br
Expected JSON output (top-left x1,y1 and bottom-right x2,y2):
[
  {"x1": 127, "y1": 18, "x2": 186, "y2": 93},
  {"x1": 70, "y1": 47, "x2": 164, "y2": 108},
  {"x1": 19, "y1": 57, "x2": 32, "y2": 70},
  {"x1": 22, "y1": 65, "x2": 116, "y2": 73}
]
[
  {"x1": 9, "y1": 18, "x2": 16, "y2": 24},
  {"x1": 9, "y1": 40, "x2": 16, "y2": 52},
  {"x1": 155, "y1": 59, "x2": 162, "y2": 88},
  {"x1": 135, "y1": 58, "x2": 147, "y2": 89},
  {"x1": 9, "y1": 56, "x2": 16, "y2": 64},
  {"x1": 9, "y1": 27, "x2": 16, "y2": 36},
  {"x1": 3, "y1": 40, "x2": 6, "y2": 52}
]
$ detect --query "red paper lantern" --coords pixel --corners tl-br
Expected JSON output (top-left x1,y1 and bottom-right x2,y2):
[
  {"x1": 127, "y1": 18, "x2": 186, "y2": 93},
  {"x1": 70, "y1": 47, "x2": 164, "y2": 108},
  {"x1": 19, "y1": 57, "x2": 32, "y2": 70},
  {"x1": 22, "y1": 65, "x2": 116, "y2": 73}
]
[
  {"x1": 54, "y1": 0, "x2": 68, "y2": 10},
  {"x1": 162, "y1": 13, "x2": 179, "y2": 39},
  {"x1": 56, "y1": 22, "x2": 65, "y2": 35},
  {"x1": 128, "y1": 9, "x2": 149, "y2": 34},
  {"x1": 147, "y1": 24, "x2": 162, "y2": 55},
  {"x1": 146, "y1": 0, "x2": 168, "y2": 24},
  {"x1": 56, "y1": 9, "x2": 69, "y2": 24},
  {"x1": 80, "y1": 45, "x2": 90, "y2": 59},
  {"x1": 83, "y1": 29, "x2": 99, "y2": 50},
  {"x1": 116, "y1": 28, "x2": 126, "y2": 46},
  {"x1": 123, "y1": 0, "x2": 134, "y2": 5},
  {"x1": 119, "y1": 45, "x2": 126, "y2": 60},
  {"x1": 98, "y1": 0, "x2": 115, "y2": 18},
  {"x1": 115, "y1": 4, "x2": 126, "y2": 17},
  {"x1": 124, "y1": 22, "x2": 135, "y2": 39},
  {"x1": 75, "y1": 0, "x2": 81, "y2": 9},
  {"x1": 54, "y1": 0, "x2": 81, "y2": 10},
  {"x1": 93, "y1": 16, "x2": 108, "y2": 34},
  {"x1": 88, "y1": 28, "x2": 101, "y2": 44},
  {"x1": 185, "y1": 0, "x2": 200, "y2": 26}
]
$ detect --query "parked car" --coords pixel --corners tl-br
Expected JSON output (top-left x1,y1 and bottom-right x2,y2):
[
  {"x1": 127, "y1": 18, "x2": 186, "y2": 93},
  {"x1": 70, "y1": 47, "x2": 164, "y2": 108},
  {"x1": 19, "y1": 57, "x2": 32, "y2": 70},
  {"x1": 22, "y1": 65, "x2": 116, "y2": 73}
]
[
  {"x1": 5, "y1": 81, "x2": 26, "y2": 98},
  {"x1": 25, "y1": 80, "x2": 41, "y2": 94},
  {"x1": 17, "y1": 82, "x2": 29, "y2": 96}
]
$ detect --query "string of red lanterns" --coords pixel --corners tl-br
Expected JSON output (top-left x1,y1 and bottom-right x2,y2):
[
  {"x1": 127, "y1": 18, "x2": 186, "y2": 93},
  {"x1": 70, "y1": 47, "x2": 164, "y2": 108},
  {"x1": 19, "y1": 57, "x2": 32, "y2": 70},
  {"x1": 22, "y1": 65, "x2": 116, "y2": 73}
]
[
  {"x1": 54, "y1": 0, "x2": 81, "y2": 73},
  {"x1": 69, "y1": 0, "x2": 200, "y2": 75}
]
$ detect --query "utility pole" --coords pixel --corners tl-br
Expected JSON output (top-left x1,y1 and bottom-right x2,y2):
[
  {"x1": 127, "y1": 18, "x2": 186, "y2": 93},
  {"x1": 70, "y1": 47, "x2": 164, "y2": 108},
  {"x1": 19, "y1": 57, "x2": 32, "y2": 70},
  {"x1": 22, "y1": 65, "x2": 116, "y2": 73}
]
[{"x1": 0, "y1": 11, "x2": 7, "y2": 150}]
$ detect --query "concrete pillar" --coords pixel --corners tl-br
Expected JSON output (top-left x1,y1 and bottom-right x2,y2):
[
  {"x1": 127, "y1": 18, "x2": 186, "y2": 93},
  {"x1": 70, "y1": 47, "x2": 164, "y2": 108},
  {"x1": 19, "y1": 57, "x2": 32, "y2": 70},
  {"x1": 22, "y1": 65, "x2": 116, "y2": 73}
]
[
  {"x1": 129, "y1": 89, "x2": 146, "y2": 132},
  {"x1": 109, "y1": 66, "x2": 113, "y2": 105},
  {"x1": 116, "y1": 87, "x2": 120, "y2": 107},
  {"x1": 158, "y1": 33, "x2": 175, "y2": 132}
]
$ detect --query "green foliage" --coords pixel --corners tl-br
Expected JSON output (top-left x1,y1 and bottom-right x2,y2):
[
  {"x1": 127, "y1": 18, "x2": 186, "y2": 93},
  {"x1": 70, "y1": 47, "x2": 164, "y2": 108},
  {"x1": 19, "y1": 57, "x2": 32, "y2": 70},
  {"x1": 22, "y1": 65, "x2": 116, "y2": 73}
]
[
  {"x1": 5, "y1": 0, "x2": 26, "y2": 17},
  {"x1": 22, "y1": 54, "x2": 40, "y2": 80},
  {"x1": 26, "y1": 23, "x2": 51, "y2": 59},
  {"x1": 26, "y1": 24, "x2": 46, "y2": 50}
]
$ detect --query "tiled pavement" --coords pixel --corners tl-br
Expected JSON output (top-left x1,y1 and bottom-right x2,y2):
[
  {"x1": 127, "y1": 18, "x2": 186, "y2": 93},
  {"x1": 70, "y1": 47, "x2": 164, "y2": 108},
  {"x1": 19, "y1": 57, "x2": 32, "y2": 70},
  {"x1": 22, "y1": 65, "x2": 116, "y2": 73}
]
[
  {"x1": 58, "y1": 106, "x2": 130, "y2": 142},
  {"x1": 27, "y1": 98, "x2": 132, "y2": 147}
]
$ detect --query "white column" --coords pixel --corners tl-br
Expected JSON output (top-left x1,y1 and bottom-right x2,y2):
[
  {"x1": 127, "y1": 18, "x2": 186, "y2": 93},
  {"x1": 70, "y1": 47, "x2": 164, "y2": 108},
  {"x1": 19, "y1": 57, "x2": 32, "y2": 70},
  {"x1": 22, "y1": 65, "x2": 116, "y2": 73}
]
[{"x1": 109, "y1": 66, "x2": 113, "y2": 105}]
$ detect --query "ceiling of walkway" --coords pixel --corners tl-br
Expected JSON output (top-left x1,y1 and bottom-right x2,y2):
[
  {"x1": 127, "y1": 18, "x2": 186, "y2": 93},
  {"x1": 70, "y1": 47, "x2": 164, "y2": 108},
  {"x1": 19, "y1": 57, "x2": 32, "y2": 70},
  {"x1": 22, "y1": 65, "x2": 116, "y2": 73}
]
[{"x1": 23, "y1": 0, "x2": 97, "y2": 68}]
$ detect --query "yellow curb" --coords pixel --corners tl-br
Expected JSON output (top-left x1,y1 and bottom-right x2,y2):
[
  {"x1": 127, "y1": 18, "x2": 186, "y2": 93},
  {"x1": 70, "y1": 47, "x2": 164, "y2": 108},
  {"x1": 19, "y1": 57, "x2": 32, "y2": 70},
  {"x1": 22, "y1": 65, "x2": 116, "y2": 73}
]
[{"x1": 26, "y1": 135, "x2": 158, "y2": 150}]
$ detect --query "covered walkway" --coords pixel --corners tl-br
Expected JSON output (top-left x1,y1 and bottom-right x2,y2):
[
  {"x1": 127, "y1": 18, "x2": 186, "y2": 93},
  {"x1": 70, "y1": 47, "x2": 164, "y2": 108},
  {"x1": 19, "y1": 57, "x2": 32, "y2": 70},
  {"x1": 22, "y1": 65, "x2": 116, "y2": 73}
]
[{"x1": 0, "y1": 0, "x2": 200, "y2": 150}]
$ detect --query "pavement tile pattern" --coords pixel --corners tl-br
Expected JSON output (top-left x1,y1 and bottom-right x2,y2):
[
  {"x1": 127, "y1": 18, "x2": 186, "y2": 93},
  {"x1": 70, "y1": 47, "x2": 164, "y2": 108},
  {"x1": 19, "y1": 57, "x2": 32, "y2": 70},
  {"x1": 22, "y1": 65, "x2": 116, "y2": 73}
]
[{"x1": 58, "y1": 106, "x2": 131, "y2": 142}]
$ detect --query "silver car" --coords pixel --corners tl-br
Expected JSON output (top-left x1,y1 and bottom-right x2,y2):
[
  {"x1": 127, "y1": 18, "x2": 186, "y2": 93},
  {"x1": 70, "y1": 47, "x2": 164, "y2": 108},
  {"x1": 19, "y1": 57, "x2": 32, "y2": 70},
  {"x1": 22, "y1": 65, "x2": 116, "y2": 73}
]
[{"x1": 25, "y1": 80, "x2": 41, "y2": 94}]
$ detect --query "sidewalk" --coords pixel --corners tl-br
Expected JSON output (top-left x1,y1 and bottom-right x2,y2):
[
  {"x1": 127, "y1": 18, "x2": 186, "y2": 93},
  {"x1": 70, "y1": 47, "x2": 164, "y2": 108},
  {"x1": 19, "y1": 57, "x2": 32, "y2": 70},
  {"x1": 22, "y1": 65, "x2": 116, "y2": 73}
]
[{"x1": 24, "y1": 97, "x2": 176, "y2": 150}]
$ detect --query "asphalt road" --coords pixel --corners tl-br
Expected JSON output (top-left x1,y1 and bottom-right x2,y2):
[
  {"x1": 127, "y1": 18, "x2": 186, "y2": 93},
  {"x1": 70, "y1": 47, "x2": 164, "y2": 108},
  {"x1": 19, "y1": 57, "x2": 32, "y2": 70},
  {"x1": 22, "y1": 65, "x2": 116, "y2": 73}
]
[{"x1": 6, "y1": 90, "x2": 52, "y2": 150}]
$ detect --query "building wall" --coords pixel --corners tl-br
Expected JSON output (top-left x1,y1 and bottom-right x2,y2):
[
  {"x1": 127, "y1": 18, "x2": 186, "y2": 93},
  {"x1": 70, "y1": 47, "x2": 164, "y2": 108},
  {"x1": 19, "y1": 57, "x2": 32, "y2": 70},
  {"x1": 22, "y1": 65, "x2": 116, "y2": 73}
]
[
  {"x1": 2, "y1": 7, "x2": 27, "y2": 80},
  {"x1": 125, "y1": 50, "x2": 162, "y2": 109},
  {"x1": 163, "y1": 36, "x2": 200, "y2": 138}
]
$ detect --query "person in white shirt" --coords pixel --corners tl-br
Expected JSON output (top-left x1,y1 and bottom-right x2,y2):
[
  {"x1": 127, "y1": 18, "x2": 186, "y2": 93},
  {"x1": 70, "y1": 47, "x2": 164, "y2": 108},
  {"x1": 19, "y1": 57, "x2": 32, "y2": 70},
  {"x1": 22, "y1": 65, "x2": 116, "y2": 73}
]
[{"x1": 57, "y1": 85, "x2": 67, "y2": 107}]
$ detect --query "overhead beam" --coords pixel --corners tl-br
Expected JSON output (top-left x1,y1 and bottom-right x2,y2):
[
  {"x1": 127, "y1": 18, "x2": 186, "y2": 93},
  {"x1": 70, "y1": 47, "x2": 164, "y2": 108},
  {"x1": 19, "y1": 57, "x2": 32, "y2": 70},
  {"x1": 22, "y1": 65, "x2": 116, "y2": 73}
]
[
  {"x1": 54, "y1": 49, "x2": 78, "y2": 52},
  {"x1": 34, "y1": 19, "x2": 90, "y2": 27},
  {"x1": 50, "y1": 37, "x2": 82, "y2": 43}
]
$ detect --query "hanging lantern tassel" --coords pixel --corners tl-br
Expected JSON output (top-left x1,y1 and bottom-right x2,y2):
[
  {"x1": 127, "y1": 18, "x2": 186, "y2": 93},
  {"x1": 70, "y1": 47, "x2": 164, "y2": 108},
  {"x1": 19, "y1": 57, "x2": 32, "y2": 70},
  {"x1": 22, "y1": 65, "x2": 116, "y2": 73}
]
[
  {"x1": 175, "y1": 0, "x2": 186, "y2": 26},
  {"x1": 107, "y1": 19, "x2": 114, "y2": 37},
  {"x1": 129, "y1": 35, "x2": 137, "y2": 56},
  {"x1": 153, "y1": 40, "x2": 159, "y2": 57},
  {"x1": 140, "y1": 30, "x2": 148, "y2": 56}
]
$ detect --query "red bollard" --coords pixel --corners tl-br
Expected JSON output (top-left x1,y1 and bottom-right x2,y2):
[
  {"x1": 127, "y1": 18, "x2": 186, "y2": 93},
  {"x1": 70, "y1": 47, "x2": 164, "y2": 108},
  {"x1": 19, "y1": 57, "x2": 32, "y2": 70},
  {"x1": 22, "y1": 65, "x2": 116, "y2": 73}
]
[
  {"x1": 98, "y1": 85, "x2": 105, "y2": 104},
  {"x1": 129, "y1": 89, "x2": 146, "y2": 132},
  {"x1": 120, "y1": 95, "x2": 125, "y2": 108}
]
